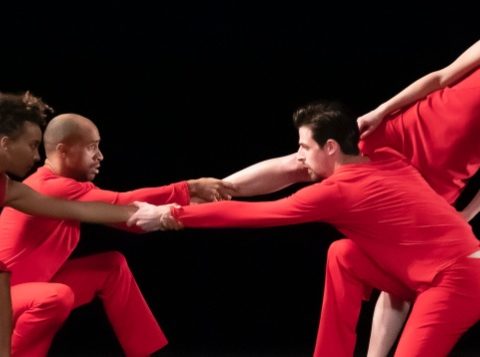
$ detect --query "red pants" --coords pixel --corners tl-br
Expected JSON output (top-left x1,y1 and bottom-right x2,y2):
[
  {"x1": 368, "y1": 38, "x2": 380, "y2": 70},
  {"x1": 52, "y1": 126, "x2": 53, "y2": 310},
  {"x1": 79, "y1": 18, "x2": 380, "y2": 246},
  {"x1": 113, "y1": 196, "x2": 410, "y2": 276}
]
[
  {"x1": 314, "y1": 239, "x2": 480, "y2": 357},
  {"x1": 11, "y1": 252, "x2": 167, "y2": 357}
]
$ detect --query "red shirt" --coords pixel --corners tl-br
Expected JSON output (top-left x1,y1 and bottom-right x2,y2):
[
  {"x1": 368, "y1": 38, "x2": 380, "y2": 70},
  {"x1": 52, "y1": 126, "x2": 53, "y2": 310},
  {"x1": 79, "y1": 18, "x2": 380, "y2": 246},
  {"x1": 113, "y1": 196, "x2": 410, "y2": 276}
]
[
  {"x1": 360, "y1": 68, "x2": 480, "y2": 204},
  {"x1": 0, "y1": 166, "x2": 190, "y2": 284},
  {"x1": 173, "y1": 150, "x2": 479, "y2": 292}
]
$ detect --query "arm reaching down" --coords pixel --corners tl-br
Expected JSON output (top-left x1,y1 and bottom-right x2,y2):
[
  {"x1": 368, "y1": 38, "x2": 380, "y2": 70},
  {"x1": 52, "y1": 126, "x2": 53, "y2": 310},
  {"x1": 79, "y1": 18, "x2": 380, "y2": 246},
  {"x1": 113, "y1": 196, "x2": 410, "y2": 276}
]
[{"x1": 460, "y1": 190, "x2": 480, "y2": 222}]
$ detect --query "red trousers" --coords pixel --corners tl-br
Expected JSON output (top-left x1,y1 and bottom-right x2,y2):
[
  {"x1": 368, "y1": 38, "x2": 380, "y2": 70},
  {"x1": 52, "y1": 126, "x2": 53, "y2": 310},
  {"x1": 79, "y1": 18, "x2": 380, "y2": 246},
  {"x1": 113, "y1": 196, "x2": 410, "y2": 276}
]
[
  {"x1": 314, "y1": 239, "x2": 480, "y2": 357},
  {"x1": 11, "y1": 252, "x2": 167, "y2": 357}
]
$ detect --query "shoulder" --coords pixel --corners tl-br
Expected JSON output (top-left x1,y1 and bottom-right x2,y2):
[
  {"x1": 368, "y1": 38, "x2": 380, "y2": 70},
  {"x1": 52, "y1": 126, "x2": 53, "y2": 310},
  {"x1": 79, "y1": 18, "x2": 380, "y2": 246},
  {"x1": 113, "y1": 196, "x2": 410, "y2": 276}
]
[{"x1": 26, "y1": 167, "x2": 96, "y2": 199}]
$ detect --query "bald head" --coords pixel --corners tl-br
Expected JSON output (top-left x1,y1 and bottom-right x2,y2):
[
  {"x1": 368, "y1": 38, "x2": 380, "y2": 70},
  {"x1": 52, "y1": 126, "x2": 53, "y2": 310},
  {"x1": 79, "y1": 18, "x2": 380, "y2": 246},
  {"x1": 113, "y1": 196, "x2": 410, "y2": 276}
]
[
  {"x1": 43, "y1": 113, "x2": 98, "y2": 154},
  {"x1": 42, "y1": 113, "x2": 103, "y2": 181}
]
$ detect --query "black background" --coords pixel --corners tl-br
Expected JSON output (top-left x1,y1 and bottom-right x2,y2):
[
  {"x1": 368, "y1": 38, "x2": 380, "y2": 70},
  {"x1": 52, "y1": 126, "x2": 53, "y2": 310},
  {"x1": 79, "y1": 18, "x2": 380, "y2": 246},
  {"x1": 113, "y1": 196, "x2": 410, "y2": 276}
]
[{"x1": 2, "y1": 2, "x2": 479, "y2": 356}]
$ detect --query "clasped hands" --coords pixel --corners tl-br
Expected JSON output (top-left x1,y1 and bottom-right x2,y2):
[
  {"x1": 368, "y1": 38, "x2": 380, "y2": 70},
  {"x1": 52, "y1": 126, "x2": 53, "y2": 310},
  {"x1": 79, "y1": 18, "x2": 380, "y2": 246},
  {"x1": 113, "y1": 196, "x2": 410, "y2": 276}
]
[
  {"x1": 128, "y1": 177, "x2": 236, "y2": 231},
  {"x1": 187, "y1": 177, "x2": 237, "y2": 203},
  {"x1": 127, "y1": 202, "x2": 180, "y2": 232}
]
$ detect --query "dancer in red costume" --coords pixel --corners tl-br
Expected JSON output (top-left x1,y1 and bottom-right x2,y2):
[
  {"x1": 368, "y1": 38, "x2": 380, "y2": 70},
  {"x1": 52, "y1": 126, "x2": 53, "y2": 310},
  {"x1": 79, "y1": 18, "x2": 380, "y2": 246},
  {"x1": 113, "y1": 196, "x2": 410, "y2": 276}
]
[
  {"x1": 0, "y1": 92, "x2": 148, "y2": 357},
  {"x1": 216, "y1": 39, "x2": 480, "y2": 356},
  {"x1": 130, "y1": 98, "x2": 480, "y2": 356},
  {"x1": 0, "y1": 112, "x2": 235, "y2": 357}
]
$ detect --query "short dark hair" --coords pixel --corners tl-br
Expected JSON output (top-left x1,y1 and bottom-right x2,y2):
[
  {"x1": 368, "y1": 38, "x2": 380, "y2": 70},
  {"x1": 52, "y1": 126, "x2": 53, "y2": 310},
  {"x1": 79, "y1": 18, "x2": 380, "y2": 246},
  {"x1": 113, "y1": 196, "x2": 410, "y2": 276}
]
[
  {"x1": 293, "y1": 100, "x2": 359, "y2": 155},
  {"x1": 0, "y1": 91, "x2": 53, "y2": 138}
]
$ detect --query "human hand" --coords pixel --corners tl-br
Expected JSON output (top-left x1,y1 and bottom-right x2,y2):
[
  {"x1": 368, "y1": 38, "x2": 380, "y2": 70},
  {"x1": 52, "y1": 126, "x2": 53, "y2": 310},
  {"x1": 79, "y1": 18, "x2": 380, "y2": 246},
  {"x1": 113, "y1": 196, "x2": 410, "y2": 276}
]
[
  {"x1": 187, "y1": 178, "x2": 237, "y2": 202},
  {"x1": 127, "y1": 201, "x2": 183, "y2": 232},
  {"x1": 357, "y1": 109, "x2": 385, "y2": 139}
]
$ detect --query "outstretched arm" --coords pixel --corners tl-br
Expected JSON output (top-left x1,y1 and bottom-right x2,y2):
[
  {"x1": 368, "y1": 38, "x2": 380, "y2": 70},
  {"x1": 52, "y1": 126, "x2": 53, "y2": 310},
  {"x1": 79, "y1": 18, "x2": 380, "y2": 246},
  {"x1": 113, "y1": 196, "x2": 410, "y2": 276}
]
[
  {"x1": 358, "y1": 40, "x2": 480, "y2": 138},
  {"x1": 4, "y1": 179, "x2": 136, "y2": 224},
  {"x1": 129, "y1": 181, "x2": 343, "y2": 231},
  {"x1": 224, "y1": 153, "x2": 311, "y2": 197},
  {"x1": 0, "y1": 271, "x2": 11, "y2": 357},
  {"x1": 46, "y1": 177, "x2": 235, "y2": 233}
]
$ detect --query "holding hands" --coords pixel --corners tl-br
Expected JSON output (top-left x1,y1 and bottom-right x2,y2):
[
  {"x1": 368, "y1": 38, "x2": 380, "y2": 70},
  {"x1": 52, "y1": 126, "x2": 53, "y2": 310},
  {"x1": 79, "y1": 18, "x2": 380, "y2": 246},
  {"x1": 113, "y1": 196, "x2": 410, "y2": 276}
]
[
  {"x1": 187, "y1": 178, "x2": 237, "y2": 203},
  {"x1": 128, "y1": 202, "x2": 182, "y2": 232},
  {"x1": 127, "y1": 178, "x2": 237, "y2": 232}
]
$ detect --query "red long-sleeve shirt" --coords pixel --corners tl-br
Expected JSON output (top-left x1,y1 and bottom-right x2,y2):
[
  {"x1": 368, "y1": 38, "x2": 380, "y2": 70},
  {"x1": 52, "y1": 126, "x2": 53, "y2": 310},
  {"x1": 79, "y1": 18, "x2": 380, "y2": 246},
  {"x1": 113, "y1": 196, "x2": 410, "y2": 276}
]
[
  {"x1": 360, "y1": 68, "x2": 480, "y2": 204},
  {"x1": 0, "y1": 166, "x2": 190, "y2": 284},
  {"x1": 173, "y1": 150, "x2": 479, "y2": 292}
]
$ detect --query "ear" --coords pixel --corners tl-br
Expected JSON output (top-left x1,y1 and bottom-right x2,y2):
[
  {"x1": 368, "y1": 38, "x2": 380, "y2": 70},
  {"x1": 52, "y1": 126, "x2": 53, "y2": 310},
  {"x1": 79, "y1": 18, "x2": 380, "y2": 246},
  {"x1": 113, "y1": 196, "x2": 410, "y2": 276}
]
[
  {"x1": 324, "y1": 139, "x2": 338, "y2": 155},
  {"x1": 0, "y1": 135, "x2": 10, "y2": 151},
  {"x1": 56, "y1": 143, "x2": 68, "y2": 157}
]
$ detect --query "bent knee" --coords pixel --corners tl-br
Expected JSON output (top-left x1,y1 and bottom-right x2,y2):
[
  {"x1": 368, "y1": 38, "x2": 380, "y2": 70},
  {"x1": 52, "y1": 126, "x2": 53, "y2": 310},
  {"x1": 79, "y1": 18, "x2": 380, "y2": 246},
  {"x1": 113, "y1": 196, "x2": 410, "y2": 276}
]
[
  {"x1": 36, "y1": 283, "x2": 75, "y2": 319},
  {"x1": 103, "y1": 251, "x2": 128, "y2": 267},
  {"x1": 326, "y1": 239, "x2": 367, "y2": 270},
  {"x1": 327, "y1": 239, "x2": 358, "y2": 259}
]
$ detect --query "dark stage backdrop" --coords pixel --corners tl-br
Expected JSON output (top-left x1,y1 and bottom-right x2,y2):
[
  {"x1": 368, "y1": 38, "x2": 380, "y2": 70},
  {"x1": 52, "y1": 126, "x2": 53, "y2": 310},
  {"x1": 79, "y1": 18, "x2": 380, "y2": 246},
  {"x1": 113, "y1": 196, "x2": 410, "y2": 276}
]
[{"x1": 2, "y1": 2, "x2": 479, "y2": 356}]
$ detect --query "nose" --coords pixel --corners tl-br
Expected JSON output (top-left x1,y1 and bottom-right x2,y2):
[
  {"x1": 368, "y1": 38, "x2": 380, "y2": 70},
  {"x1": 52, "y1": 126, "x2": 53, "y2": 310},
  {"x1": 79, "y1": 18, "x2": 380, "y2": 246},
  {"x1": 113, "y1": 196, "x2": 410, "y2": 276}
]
[
  {"x1": 296, "y1": 147, "x2": 305, "y2": 162},
  {"x1": 33, "y1": 148, "x2": 41, "y2": 162},
  {"x1": 96, "y1": 148, "x2": 104, "y2": 161}
]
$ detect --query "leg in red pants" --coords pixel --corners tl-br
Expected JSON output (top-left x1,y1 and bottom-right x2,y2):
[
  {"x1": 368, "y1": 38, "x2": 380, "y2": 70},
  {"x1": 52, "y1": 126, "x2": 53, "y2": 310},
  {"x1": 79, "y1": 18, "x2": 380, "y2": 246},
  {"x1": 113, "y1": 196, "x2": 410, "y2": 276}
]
[
  {"x1": 314, "y1": 239, "x2": 416, "y2": 357},
  {"x1": 52, "y1": 251, "x2": 167, "y2": 357},
  {"x1": 11, "y1": 282, "x2": 74, "y2": 357},
  {"x1": 395, "y1": 255, "x2": 480, "y2": 357},
  {"x1": 314, "y1": 240, "x2": 480, "y2": 357}
]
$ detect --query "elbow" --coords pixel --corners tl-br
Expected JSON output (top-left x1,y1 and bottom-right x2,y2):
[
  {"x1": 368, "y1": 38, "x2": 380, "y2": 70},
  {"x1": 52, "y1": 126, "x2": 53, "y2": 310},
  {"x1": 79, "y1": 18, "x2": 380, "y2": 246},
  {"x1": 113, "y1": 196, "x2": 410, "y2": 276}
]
[{"x1": 425, "y1": 70, "x2": 445, "y2": 88}]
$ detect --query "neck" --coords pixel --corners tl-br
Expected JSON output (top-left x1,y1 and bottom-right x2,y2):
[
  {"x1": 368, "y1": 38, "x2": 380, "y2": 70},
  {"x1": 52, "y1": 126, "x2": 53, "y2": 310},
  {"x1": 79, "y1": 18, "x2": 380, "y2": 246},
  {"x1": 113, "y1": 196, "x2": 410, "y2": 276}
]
[
  {"x1": 44, "y1": 157, "x2": 62, "y2": 176},
  {"x1": 334, "y1": 154, "x2": 369, "y2": 171}
]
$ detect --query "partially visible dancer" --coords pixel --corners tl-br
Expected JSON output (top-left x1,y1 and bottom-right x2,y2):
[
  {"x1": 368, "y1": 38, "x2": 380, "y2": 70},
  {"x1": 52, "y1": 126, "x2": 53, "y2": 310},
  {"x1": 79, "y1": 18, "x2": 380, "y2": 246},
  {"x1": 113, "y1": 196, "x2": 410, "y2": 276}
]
[
  {"x1": 0, "y1": 92, "x2": 145, "y2": 357},
  {"x1": 355, "y1": 38, "x2": 480, "y2": 357},
  {"x1": 0, "y1": 112, "x2": 236, "y2": 357}
]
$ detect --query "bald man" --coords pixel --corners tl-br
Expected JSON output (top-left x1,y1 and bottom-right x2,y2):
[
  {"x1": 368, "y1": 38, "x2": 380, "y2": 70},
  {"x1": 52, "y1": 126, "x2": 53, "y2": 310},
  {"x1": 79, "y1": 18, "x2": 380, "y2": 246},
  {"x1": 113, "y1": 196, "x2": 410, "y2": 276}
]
[{"x1": 0, "y1": 113, "x2": 235, "y2": 357}]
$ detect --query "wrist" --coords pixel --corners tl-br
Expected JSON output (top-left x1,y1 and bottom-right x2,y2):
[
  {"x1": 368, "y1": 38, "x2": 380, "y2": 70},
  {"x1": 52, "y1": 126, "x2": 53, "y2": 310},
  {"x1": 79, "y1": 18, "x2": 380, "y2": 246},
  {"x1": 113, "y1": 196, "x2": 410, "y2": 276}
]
[
  {"x1": 187, "y1": 180, "x2": 198, "y2": 196},
  {"x1": 376, "y1": 103, "x2": 390, "y2": 117},
  {"x1": 170, "y1": 205, "x2": 180, "y2": 220}
]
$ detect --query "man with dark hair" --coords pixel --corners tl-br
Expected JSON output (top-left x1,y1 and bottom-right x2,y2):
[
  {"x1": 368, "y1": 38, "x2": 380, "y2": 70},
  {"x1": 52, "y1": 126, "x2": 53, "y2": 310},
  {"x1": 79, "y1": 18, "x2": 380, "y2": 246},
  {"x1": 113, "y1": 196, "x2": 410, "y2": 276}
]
[
  {"x1": 0, "y1": 91, "x2": 152, "y2": 357},
  {"x1": 215, "y1": 42, "x2": 480, "y2": 357},
  {"x1": 0, "y1": 111, "x2": 236, "y2": 357},
  {"x1": 293, "y1": 101, "x2": 360, "y2": 155},
  {"x1": 130, "y1": 100, "x2": 480, "y2": 356}
]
